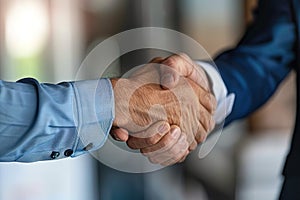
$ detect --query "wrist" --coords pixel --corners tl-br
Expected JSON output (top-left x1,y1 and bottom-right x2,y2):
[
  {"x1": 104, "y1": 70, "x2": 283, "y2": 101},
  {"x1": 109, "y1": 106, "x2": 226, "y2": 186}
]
[{"x1": 110, "y1": 78, "x2": 121, "y2": 127}]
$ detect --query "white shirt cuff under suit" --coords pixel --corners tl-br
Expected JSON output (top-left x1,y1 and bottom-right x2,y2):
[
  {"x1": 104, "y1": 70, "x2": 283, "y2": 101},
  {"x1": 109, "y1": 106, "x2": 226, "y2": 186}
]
[{"x1": 195, "y1": 61, "x2": 235, "y2": 124}]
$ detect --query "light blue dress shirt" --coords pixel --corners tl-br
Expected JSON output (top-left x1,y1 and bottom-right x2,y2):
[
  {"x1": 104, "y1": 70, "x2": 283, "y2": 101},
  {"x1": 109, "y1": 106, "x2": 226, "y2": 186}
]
[{"x1": 0, "y1": 78, "x2": 114, "y2": 162}]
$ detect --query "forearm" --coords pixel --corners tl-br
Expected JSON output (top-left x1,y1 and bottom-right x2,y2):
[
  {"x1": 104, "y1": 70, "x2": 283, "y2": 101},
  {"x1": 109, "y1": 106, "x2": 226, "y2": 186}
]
[
  {"x1": 0, "y1": 78, "x2": 114, "y2": 162},
  {"x1": 215, "y1": 0, "x2": 296, "y2": 124}
]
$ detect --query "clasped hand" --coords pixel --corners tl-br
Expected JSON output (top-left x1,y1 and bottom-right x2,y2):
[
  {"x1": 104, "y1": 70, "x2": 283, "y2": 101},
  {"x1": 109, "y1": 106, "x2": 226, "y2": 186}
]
[{"x1": 110, "y1": 53, "x2": 216, "y2": 166}]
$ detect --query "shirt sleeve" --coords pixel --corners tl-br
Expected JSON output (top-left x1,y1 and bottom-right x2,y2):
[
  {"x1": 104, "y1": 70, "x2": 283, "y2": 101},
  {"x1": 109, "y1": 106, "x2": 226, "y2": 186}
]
[
  {"x1": 195, "y1": 61, "x2": 235, "y2": 124},
  {"x1": 0, "y1": 78, "x2": 114, "y2": 162}
]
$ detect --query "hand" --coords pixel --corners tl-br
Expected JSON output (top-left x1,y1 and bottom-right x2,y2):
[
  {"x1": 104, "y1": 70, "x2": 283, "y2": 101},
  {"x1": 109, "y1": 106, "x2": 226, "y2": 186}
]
[
  {"x1": 127, "y1": 121, "x2": 189, "y2": 166},
  {"x1": 111, "y1": 63, "x2": 214, "y2": 149},
  {"x1": 160, "y1": 53, "x2": 211, "y2": 91},
  {"x1": 110, "y1": 61, "x2": 215, "y2": 166},
  {"x1": 157, "y1": 53, "x2": 217, "y2": 147},
  {"x1": 112, "y1": 120, "x2": 189, "y2": 166}
]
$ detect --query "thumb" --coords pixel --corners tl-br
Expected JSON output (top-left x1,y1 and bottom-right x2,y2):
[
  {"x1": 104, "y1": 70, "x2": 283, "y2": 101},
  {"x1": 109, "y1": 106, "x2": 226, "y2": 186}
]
[
  {"x1": 160, "y1": 64, "x2": 180, "y2": 89},
  {"x1": 110, "y1": 127, "x2": 129, "y2": 142},
  {"x1": 149, "y1": 56, "x2": 180, "y2": 89},
  {"x1": 127, "y1": 120, "x2": 170, "y2": 149}
]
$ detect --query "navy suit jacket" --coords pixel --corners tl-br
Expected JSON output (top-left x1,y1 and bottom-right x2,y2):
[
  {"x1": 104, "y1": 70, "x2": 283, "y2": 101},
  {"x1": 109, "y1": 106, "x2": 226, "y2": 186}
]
[{"x1": 215, "y1": 0, "x2": 300, "y2": 182}]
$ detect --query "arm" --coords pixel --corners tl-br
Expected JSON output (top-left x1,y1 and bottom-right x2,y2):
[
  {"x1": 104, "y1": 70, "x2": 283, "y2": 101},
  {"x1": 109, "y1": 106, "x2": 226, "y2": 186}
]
[
  {"x1": 121, "y1": 0, "x2": 297, "y2": 166},
  {"x1": 0, "y1": 63, "x2": 215, "y2": 164},
  {"x1": 0, "y1": 78, "x2": 114, "y2": 162},
  {"x1": 157, "y1": 0, "x2": 296, "y2": 126},
  {"x1": 215, "y1": 0, "x2": 296, "y2": 124}
]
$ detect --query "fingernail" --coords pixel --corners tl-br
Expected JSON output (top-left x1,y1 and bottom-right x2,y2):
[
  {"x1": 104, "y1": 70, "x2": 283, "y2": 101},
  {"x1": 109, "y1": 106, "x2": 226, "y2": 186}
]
[
  {"x1": 171, "y1": 128, "x2": 180, "y2": 138},
  {"x1": 112, "y1": 133, "x2": 121, "y2": 141},
  {"x1": 158, "y1": 124, "x2": 168, "y2": 134},
  {"x1": 161, "y1": 74, "x2": 174, "y2": 86}
]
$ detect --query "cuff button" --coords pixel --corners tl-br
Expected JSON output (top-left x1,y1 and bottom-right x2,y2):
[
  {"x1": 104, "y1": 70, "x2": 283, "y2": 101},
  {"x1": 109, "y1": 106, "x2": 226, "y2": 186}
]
[
  {"x1": 50, "y1": 151, "x2": 60, "y2": 159},
  {"x1": 64, "y1": 149, "x2": 74, "y2": 157}
]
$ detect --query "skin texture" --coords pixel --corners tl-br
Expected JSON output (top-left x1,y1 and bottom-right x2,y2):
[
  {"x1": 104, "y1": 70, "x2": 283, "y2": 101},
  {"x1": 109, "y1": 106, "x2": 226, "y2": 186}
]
[{"x1": 111, "y1": 58, "x2": 216, "y2": 166}]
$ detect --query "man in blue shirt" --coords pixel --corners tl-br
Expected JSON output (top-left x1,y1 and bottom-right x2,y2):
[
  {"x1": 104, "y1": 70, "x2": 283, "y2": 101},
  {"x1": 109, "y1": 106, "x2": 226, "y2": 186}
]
[{"x1": 0, "y1": 63, "x2": 216, "y2": 163}]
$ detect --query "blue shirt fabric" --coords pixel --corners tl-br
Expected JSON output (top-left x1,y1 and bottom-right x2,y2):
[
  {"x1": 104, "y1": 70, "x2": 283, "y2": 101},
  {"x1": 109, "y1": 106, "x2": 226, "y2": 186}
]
[{"x1": 0, "y1": 78, "x2": 114, "y2": 162}]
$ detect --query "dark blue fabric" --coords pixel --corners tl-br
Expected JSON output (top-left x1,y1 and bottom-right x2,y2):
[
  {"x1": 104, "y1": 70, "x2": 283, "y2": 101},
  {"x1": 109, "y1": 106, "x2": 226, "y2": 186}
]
[
  {"x1": 215, "y1": 0, "x2": 296, "y2": 125},
  {"x1": 279, "y1": 176, "x2": 300, "y2": 200},
  {"x1": 215, "y1": 0, "x2": 300, "y2": 198},
  {"x1": 283, "y1": 0, "x2": 300, "y2": 178}
]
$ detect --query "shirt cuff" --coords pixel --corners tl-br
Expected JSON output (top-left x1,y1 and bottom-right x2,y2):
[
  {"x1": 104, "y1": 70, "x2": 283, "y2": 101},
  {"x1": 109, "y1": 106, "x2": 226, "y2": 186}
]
[
  {"x1": 71, "y1": 78, "x2": 115, "y2": 156},
  {"x1": 195, "y1": 61, "x2": 235, "y2": 124}
]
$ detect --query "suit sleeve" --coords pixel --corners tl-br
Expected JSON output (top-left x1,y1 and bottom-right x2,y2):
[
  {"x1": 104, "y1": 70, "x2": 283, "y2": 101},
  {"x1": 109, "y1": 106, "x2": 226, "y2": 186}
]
[
  {"x1": 215, "y1": 0, "x2": 297, "y2": 125},
  {"x1": 0, "y1": 78, "x2": 114, "y2": 162}
]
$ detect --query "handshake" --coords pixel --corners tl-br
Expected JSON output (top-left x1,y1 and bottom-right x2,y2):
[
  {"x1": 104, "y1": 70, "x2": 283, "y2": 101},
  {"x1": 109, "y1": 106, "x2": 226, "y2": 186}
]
[{"x1": 110, "y1": 53, "x2": 216, "y2": 166}]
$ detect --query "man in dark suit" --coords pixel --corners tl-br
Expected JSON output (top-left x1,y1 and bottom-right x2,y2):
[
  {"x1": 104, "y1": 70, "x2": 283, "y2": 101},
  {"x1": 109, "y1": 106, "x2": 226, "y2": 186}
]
[
  {"x1": 213, "y1": 1, "x2": 300, "y2": 198},
  {"x1": 126, "y1": 0, "x2": 299, "y2": 198}
]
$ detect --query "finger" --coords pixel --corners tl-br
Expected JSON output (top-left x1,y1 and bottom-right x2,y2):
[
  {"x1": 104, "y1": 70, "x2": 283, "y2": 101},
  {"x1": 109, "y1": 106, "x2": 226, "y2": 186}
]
[
  {"x1": 193, "y1": 109, "x2": 215, "y2": 145},
  {"x1": 147, "y1": 133, "x2": 186, "y2": 163},
  {"x1": 161, "y1": 149, "x2": 189, "y2": 166},
  {"x1": 194, "y1": 117, "x2": 215, "y2": 146},
  {"x1": 189, "y1": 82, "x2": 216, "y2": 132},
  {"x1": 194, "y1": 124, "x2": 208, "y2": 144},
  {"x1": 110, "y1": 127, "x2": 129, "y2": 142},
  {"x1": 160, "y1": 56, "x2": 183, "y2": 89},
  {"x1": 160, "y1": 68, "x2": 181, "y2": 90},
  {"x1": 177, "y1": 53, "x2": 210, "y2": 91},
  {"x1": 178, "y1": 150, "x2": 190, "y2": 163},
  {"x1": 148, "y1": 134, "x2": 188, "y2": 165},
  {"x1": 149, "y1": 57, "x2": 164, "y2": 63},
  {"x1": 126, "y1": 121, "x2": 170, "y2": 149},
  {"x1": 159, "y1": 136, "x2": 189, "y2": 166},
  {"x1": 141, "y1": 125, "x2": 181, "y2": 155},
  {"x1": 160, "y1": 53, "x2": 210, "y2": 91},
  {"x1": 198, "y1": 102, "x2": 216, "y2": 133},
  {"x1": 187, "y1": 78, "x2": 216, "y2": 114},
  {"x1": 189, "y1": 140, "x2": 197, "y2": 151},
  {"x1": 199, "y1": 91, "x2": 217, "y2": 114}
]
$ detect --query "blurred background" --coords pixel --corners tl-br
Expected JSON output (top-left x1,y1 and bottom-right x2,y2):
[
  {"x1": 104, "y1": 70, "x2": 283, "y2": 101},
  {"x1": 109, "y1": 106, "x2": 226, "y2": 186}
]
[{"x1": 0, "y1": 0, "x2": 295, "y2": 200}]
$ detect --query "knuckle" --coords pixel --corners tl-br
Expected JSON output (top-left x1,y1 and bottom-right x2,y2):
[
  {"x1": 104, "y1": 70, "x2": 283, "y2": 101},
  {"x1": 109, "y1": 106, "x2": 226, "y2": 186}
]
[
  {"x1": 167, "y1": 146, "x2": 179, "y2": 156},
  {"x1": 126, "y1": 139, "x2": 137, "y2": 149},
  {"x1": 177, "y1": 52, "x2": 189, "y2": 59},
  {"x1": 146, "y1": 135, "x2": 159, "y2": 146},
  {"x1": 178, "y1": 53, "x2": 193, "y2": 66},
  {"x1": 174, "y1": 154, "x2": 184, "y2": 163},
  {"x1": 162, "y1": 161, "x2": 171, "y2": 166},
  {"x1": 161, "y1": 136, "x2": 175, "y2": 149},
  {"x1": 208, "y1": 94, "x2": 217, "y2": 111},
  {"x1": 148, "y1": 157, "x2": 159, "y2": 164},
  {"x1": 211, "y1": 94, "x2": 217, "y2": 106},
  {"x1": 196, "y1": 132, "x2": 207, "y2": 144},
  {"x1": 199, "y1": 109, "x2": 206, "y2": 120},
  {"x1": 182, "y1": 139, "x2": 190, "y2": 150},
  {"x1": 208, "y1": 117, "x2": 216, "y2": 131},
  {"x1": 160, "y1": 140, "x2": 169, "y2": 149},
  {"x1": 189, "y1": 140, "x2": 197, "y2": 151},
  {"x1": 204, "y1": 114, "x2": 215, "y2": 132},
  {"x1": 150, "y1": 57, "x2": 163, "y2": 63},
  {"x1": 140, "y1": 148, "x2": 150, "y2": 155},
  {"x1": 204, "y1": 93, "x2": 215, "y2": 107},
  {"x1": 199, "y1": 111, "x2": 212, "y2": 132},
  {"x1": 203, "y1": 116, "x2": 210, "y2": 131},
  {"x1": 179, "y1": 150, "x2": 189, "y2": 163},
  {"x1": 163, "y1": 56, "x2": 178, "y2": 67}
]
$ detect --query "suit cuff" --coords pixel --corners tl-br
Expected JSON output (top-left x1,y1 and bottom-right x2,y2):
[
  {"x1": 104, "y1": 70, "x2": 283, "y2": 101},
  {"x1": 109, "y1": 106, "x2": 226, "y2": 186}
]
[{"x1": 195, "y1": 61, "x2": 235, "y2": 124}]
